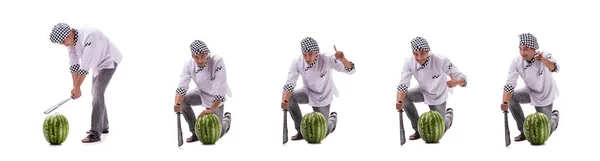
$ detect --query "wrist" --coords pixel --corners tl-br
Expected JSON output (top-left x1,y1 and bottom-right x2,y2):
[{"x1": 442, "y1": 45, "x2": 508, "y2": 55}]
[{"x1": 342, "y1": 58, "x2": 350, "y2": 64}]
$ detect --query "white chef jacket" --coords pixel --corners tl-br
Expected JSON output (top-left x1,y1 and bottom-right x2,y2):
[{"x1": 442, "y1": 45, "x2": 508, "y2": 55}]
[
  {"x1": 397, "y1": 53, "x2": 468, "y2": 105},
  {"x1": 68, "y1": 27, "x2": 123, "y2": 78},
  {"x1": 176, "y1": 54, "x2": 232, "y2": 109},
  {"x1": 503, "y1": 51, "x2": 560, "y2": 106},
  {"x1": 283, "y1": 53, "x2": 356, "y2": 107}
]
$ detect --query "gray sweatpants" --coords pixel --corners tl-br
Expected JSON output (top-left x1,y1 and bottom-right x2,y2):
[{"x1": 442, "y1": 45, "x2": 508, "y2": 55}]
[
  {"x1": 402, "y1": 87, "x2": 454, "y2": 133},
  {"x1": 180, "y1": 89, "x2": 231, "y2": 138},
  {"x1": 508, "y1": 88, "x2": 559, "y2": 135},
  {"x1": 90, "y1": 62, "x2": 117, "y2": 136},
  {"x1": 287, "y1": 88, "x2": 337, "y2": 137}
]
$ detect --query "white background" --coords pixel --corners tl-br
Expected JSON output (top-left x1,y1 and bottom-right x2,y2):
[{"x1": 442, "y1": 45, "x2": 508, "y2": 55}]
[{"x1": 0, "y1": 0, "x2": 598, "y2": 160}]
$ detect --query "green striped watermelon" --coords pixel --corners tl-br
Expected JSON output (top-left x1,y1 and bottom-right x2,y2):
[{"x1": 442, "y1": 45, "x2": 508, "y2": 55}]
[
  {"x1": 524, "y1": 112, "x2": 550, "y2": 145},
  {"x1": 417, "y1": 110, "x2": 445, "y2": 143},
  {"x1": 43, "y1": 113, "x2": 69, "y2": 145},
  {"x1": 301, "y1": 112, "x2": 327, "y2": 144},
  {"x1": 195, "y1": 113, "x2": 222, "y2": 145}
]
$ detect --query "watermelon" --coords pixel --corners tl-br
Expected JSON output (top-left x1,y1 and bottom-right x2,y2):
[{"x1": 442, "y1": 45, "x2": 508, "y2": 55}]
[
  {"x1": 301, "y1": 112, "x2": 328, "y2": 144},
  {"x1": 524, "y1": 112, "x2": 550, "y2": 145},
  {"x1": 43, "y1": 113, "x2": 69, "y2": 145},
  {"x1": 195, "y1": 113, "x2": 222, "y2": 145},
  {"x1": 417, "y1": 110, "x2": 445, "y2": 143}
]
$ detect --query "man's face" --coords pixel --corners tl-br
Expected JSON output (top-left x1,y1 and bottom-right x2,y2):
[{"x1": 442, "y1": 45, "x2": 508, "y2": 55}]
[
  {"x1": 303, "y1": 52, "x2": 318, "y2": 64},
  {"x1": 59, "y1": 30, "x2": 75, "y2": 47},
  {"x1": 192, "y1": 53, "x2": 209, "y2": 67},
  {"x1": 413, "y1": 50, "x2": 429, "y2": 65},
  {"x1": 519, "y1": 45, "x2": 535, "y2": 60}
]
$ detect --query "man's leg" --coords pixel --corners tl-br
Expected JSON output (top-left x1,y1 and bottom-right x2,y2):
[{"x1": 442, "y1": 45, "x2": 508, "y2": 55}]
[
  {"x1": 402, "y1": 87, "x2": 425, "y2": 140},
  {"x1": 534, "y1": 104, "x2": 559, "y2": 135},
  {"x1": 82, "y1": 64, "x2": 117, "y2": 143},
  {"x1": 312, "y1": 105, "x2": 337, "y2": 137},
  {"x1": 209, "y1": 104, "x2": 231, "y2": 138},
  {"x1": 86, "y1": 76, "x2": 109, "y2": 134},
  {"x1": 428, "y1": 102, "x2": 453, "y2": 132},
  {"x1": 181, "y1": 89, "x2": 202, "y2": 142},
  {"x1": 508, "y1": 88, "x2": 531, "y2": 141},
  {"x1": 287, "y1": 88, "x2": 309, "y2": 140}
]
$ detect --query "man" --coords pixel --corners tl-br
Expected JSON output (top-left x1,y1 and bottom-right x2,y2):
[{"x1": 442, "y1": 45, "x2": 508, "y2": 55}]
[
  {"x1": 396, "y1": 37, "x2": 467, "y2": 140},
  {"x1": 281, "y1": 37, "x2": 356, "y2": 141},
  {"x1": 501, "y1": 33, "x2": 560, "y2": 142},
  {"x1": 49, "y1": 22, "x2": 123, "y2": 143},
  {"x1": 174, "y1": 40, "x2": 232, "y2": 143}
]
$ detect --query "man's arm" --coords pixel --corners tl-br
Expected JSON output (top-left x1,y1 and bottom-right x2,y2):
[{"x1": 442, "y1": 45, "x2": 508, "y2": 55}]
[
  {"x1": 540, "y1": 51, "x2": 559, "y2": 72},
  {"x1": 397, "y1": 60, "x2": 413, "y2": 102},
  {"x1": 209, "y1": 59, "x2": 228, "y2": 111},
  {"x1": 68, "y1": 46, "x2": 80, "y2": 87},
  {"x1": 282, "y1": 59, "x2": 300, "y2": 102},
  {"x1": 73, "y1": 73, "x2": 87, "y2": 90},
  {"x1": 502, "y1": 59, "x2": 520, "y2": 103},
  {"x1": 74, "y1": 35, "x2": 101, "y2": 89},
  {"x1": 331, "y1": 55, "x2": 356, "y2": 74},
  {"x1": 175, "y1": 61, "x2": 192, "y2": 105},
  {"x1": 443, "y1": 58, "x2": 468, "y2": 87}
]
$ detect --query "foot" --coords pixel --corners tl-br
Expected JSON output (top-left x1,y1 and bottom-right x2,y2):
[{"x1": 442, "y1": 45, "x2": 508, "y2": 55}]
[
  {"x1": 86, "y1": 129, "x2": 109, "y2": 134},
  {"x1": 446, "y1": 108, "x2": 454, "y2": 129},
  {"x1": 552, "y1": 110, "x2": 559, "y2": 130},
  {"x1": 291, "y1": 133, "x2": 303, "y2": 140},
  {"x1": 446, "y1": 108, "x2": 453, "y2": 114},
  {"x1": 330, "y1": 112, "x2": 337, "y2": 133},
  {"x1": 81, "y1": 134, "x2": 101, "y2": 143},
  {"x1": 409, "y1": 132, "x2": 421, "y2": 140},
  {"x1": 514, "y1": 133, "x2": 526, "y2": 141},
  {"x1": 187, "y1": 134, "x2": 198, "y2": 142},
  {"x1": 224, "y1": 112, "x2": 232, "y2": 133}
]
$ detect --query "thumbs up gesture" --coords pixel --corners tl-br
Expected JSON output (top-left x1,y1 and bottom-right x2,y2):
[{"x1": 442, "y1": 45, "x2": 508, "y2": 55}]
[{"x1": 447, "y1": 73, "x2": 459, "y2": 88}]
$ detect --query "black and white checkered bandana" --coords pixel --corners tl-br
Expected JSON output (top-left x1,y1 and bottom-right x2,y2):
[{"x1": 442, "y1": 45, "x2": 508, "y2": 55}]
[
  {"x1": 519, "y1": 33, "x2": 538, "y2": 50},
  {"x1": 49, "y1": 23, "x2": 72, "y2": 43},
  {"x1": 410, "y1": 37, "x2": 430, "y2": 51},
  {"x1": 301, "y1": 37, "x2": 319, "y2": 53},
  {"x1": 190, "y1": 40, "x2": 210, "y2": 55}
]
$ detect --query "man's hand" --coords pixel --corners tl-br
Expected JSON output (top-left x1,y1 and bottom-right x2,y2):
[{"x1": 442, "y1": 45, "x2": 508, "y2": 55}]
[
  {"x1": 282, "y1": 92, "x2": 291, "y2": 110},
  {"x1": 396, "y1": 101, "x2": 404, "y2": 111},
  {"x1": 334, "y1": 45, "x2": 346, "y2": 60},
  {"x1": 446, "y1": 73, "x2": 459, "y2": 88},
  {"x1": 534, "y1": 51, "x2": 546, "y2": 61},
  {"x1": 174, "y1": 103, "x2": 182, "y2": 113},
  {"x1": 281, "y1": 100, "x2": 289, "y2": 110},
  {"x1": 501, "y1": 102, "x2": 508, "y2": 111},
  {"x1": 71, "y1": 87, "x2": 82, "y2": 99},
  {"x1": 198, "y1": 109, "x2": 214, "y2": 118}
]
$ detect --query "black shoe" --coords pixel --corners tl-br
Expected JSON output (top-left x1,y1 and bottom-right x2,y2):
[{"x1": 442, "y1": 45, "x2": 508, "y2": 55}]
[
  {"x1": 291, "y1": 133, "x2": 303, "y2": 140},
  {"x1": 86, "y1": 129, "x2": 109, "y2": 134},
  {"x1": 187, "y1": 134, "x2": 199, "y2": 142},
  {"x1": 409, "y1": 132, "x2": 421, "y2": 140},
  {"x1": 514, "y1": 133, "x2": 526, "y2": 141}
]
